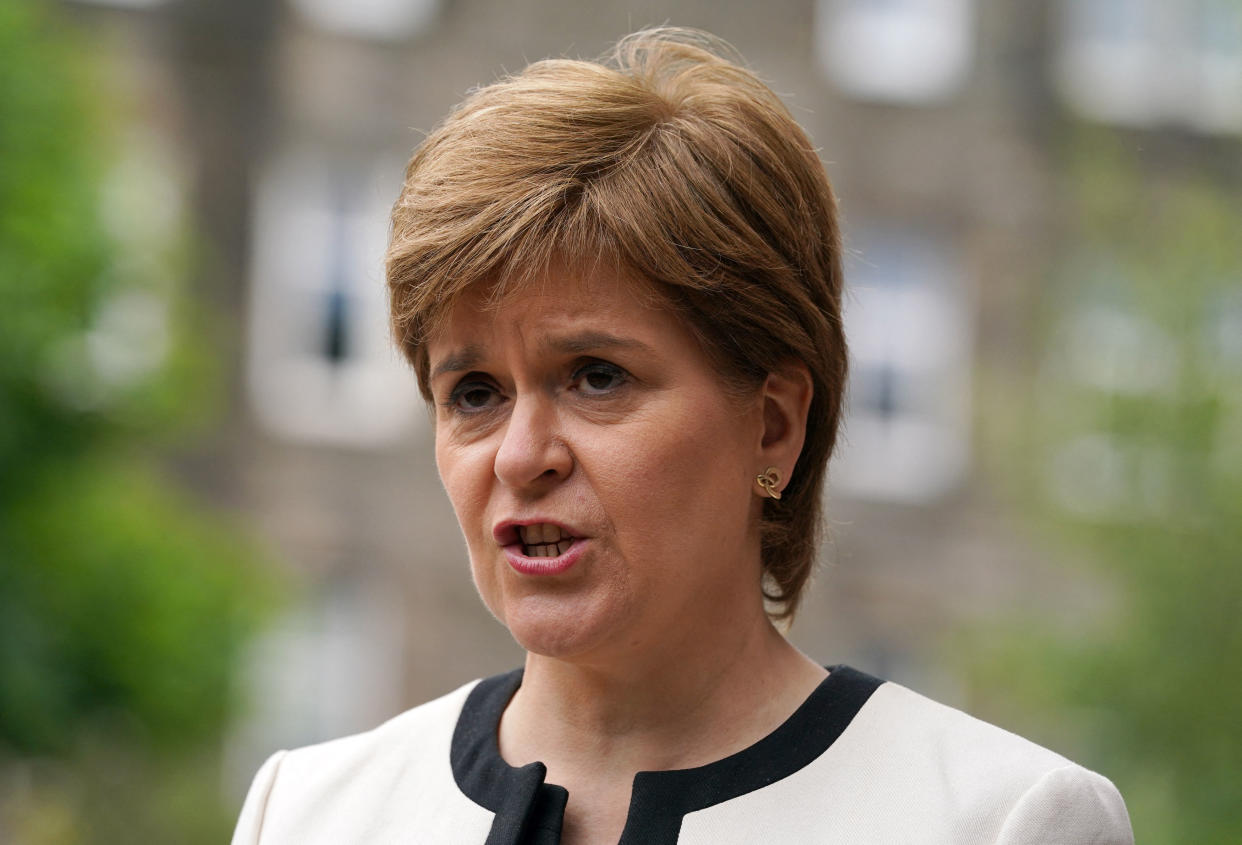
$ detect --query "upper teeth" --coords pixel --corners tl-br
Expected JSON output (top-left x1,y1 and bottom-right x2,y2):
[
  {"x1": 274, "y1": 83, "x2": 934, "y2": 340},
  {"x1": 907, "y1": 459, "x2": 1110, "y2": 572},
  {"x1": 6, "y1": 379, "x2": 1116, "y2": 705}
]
[{"x1": 518, "y1": 523, "x2": 567, "y2": 544}]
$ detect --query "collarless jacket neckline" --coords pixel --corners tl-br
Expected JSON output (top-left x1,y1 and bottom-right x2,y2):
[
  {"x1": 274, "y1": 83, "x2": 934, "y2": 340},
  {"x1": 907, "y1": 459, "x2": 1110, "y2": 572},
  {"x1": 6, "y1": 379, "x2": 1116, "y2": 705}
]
[{"x1": 449, "y1": 664, "x2": 883, "y2": 845}]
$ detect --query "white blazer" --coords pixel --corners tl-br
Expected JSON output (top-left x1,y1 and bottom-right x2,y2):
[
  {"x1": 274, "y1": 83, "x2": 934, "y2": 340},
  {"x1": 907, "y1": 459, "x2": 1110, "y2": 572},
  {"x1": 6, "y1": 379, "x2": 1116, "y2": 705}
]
[{"x1": 233, "y1": 666, "x2": 1134, "y2": 844}]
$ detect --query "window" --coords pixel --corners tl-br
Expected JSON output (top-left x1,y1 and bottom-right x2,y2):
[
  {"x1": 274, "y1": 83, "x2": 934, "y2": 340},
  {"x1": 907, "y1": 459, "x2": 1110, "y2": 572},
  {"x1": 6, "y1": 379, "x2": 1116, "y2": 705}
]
[
  {"x1": 1041, "y1": 294, "x2": 1179, "y2": 518},
  {"x1": 831, "y1": 225, "x2": 973, "y2": 502},
  {"x1": 1041, "y1": 261, "x2": 1242, "y2": 519},
  {"x1": 814, "y1": 0, "x2": 976, "y2": 103},
  {"x1": 1055, "y1": 0, "x2": 1242, "y2": 132},
  {"x1": 246, "y1": 145, "x2": 424, "y2": 446},
  {"x1": 288, "y1": 0, "x2": 439, "y2": 41},
  {"x1": 225, "y1": 576, "x2": 405, "y2": 793}
]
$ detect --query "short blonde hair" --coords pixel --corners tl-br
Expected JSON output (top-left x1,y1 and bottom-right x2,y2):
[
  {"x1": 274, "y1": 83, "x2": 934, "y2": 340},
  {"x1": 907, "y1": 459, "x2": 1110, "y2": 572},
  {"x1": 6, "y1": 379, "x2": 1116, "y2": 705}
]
[{"x1": 387, "y1": 28, "x2": 846, "y2": 621}]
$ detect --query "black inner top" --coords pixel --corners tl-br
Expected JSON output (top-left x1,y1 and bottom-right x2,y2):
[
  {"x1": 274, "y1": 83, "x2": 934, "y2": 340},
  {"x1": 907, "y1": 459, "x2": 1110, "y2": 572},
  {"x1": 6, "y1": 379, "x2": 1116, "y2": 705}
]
[{"x1": 450, "y1": 665, "x2": 883, "y2": 845}]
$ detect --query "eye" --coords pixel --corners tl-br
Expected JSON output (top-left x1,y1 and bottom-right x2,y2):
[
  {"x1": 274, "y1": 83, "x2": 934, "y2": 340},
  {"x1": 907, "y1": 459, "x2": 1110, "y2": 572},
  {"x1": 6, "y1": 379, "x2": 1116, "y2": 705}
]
[
  {"x1": 446, "y1": 375, "x2": 504, "y2": 413},
  {"x1": 571, "y1": 361, "x2": 628, "y2": 396}
]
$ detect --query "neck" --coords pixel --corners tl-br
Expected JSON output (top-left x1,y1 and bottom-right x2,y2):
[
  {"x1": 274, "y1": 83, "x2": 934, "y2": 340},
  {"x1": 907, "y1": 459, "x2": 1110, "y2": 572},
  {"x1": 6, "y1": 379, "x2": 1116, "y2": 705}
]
[{"x1": 498, "y1": 603, "x2": 826, "y2": 776}]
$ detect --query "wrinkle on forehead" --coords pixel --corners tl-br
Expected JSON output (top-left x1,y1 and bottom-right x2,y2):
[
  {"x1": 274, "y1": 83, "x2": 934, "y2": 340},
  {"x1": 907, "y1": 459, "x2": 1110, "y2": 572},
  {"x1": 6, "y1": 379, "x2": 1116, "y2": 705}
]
[
  {"x1": 483, "y1": 255, "x2": 671, "y2": 322},
  {"x1": 432, "y1": 261, "x2": 670, "y2": 346}
]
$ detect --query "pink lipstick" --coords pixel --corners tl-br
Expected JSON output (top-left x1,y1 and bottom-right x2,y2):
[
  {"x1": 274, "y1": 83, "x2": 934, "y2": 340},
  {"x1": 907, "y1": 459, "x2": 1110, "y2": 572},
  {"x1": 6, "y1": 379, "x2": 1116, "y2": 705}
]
[{"x1": 494, "y1": 520, "x2": 585, "y2": 576}]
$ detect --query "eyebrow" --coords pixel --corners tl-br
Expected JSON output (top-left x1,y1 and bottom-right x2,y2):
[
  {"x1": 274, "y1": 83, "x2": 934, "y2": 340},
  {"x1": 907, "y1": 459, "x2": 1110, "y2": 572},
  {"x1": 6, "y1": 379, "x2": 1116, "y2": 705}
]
[
  {"x1": 429, "y1": 345, "x2": 484, "y2": 381},
  {"x1": 428, "y1": 332, "x2": 651, "y2": 381}
]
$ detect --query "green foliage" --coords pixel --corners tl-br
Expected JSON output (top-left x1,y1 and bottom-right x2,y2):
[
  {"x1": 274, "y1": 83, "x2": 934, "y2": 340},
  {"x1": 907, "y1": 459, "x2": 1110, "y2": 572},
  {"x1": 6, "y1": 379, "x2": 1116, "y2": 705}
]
[
  {"x1": 967, "y1": 133, "x2": 1242, "y2": 844},
  {"x1": 0, "y1": 2, "x2": 278, "y2": 842},
  {"x1": 2, "y1": 742, "x2": 246, "y2": 845},
  {"x1": 1, "y1": 457, "x2": 273, "y2": 755},
  {"x1": 0, "y1": 3, "x2": 214, "y2": 476}
]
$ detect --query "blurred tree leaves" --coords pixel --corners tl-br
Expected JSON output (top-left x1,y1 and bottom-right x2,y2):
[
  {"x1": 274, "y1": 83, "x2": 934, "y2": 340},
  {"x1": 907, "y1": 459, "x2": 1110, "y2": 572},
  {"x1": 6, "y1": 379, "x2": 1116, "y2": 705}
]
[
  {"x1": 2, "y1": 458, "x2": 271, "y2": 755},
  {"x1": 967, "y1": 132, "x2": 1242, "y2": 845},
  {"x1": 0, "y1": 2, "x2": 277, "y2": 841}
]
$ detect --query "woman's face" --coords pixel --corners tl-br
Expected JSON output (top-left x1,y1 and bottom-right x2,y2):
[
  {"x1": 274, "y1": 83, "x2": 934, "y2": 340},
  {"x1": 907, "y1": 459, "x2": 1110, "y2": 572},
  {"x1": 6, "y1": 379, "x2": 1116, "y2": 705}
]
[{"x1": 427, "y1": 265, "x2": 768, "y2": 663}]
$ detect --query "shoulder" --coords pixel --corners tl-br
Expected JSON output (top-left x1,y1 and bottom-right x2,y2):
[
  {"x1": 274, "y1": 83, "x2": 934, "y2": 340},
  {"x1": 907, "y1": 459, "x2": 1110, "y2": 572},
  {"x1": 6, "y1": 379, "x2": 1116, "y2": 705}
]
[
  {"x1": 231, "y1": 679, "x2": 494, "y2": 845},
  {"x1": 681, "y1": 671, "x2": 1133, "y2": 844},
  {"x1": 268, "y1": 678, "x2": 476, "y2": 786},
  {"x1": 854, "y1": 680, "x2": 1072, "y2": 773},
  {"x1": 843, "y1": 680, "x2": 1134, "y2": 843}
]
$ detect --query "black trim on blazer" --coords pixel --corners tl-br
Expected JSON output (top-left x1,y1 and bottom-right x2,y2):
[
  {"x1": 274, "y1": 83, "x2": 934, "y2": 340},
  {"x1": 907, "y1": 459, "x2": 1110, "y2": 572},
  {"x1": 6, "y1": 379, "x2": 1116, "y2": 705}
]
[
  {"x1": 450, "y1": 670, "x2": 566, "y2": 845},
  {"x1": 450, "y1": 665, "x2": 883, "y2": 845}
]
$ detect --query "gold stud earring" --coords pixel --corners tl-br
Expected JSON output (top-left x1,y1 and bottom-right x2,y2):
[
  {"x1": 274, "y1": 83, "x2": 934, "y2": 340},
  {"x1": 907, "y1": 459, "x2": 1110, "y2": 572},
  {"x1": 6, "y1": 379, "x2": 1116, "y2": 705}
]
[{"x1": 756, "y1": 467, "x2": 782, "y2": 500}]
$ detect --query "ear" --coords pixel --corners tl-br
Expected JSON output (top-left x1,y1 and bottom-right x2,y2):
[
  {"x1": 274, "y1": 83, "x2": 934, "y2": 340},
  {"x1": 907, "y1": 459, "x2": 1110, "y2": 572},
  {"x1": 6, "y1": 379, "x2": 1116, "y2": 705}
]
[{"x1": 758, "y1": 361, "x2": 813, "y2": 486}]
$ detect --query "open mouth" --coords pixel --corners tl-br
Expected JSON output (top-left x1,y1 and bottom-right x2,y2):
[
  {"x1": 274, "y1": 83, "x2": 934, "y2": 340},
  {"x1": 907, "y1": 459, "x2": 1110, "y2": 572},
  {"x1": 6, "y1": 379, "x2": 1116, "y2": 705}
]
[{"x1": 518, "y1": 523, "x2": 574, "y2": 558}]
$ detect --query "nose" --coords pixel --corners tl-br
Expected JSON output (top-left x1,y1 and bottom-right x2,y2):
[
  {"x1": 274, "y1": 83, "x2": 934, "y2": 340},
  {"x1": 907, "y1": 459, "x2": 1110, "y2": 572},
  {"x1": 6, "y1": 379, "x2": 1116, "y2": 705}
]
[{"x1": 493, "y1": 395, "x2": 572, "y2": 493}]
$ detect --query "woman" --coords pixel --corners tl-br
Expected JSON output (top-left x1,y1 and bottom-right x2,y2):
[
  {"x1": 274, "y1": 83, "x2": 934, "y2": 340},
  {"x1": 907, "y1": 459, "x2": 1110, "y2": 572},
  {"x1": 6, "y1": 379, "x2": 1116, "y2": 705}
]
[{"x1": 234, "y1": 29, "x2": 1133, "y2": 844}]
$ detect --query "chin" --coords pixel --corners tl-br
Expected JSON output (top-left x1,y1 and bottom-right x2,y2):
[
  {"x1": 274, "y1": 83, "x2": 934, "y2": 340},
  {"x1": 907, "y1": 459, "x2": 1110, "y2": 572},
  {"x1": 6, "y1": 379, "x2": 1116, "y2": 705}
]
[{"x1": 499, "y1": 591, "x2": 634, "y2": 662}]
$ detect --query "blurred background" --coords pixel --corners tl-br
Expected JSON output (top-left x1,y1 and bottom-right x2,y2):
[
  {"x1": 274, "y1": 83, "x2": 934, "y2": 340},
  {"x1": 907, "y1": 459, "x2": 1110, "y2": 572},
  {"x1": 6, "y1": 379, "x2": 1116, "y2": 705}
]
[{"x1": 1, "y1": 0, "x2": 1239, "y2": 841}]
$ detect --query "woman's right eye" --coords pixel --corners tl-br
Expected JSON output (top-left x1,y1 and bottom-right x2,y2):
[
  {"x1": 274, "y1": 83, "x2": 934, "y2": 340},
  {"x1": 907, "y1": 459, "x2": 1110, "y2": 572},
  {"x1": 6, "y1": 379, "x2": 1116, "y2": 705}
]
[{"x1": 446, "y1": 378, "x2": 503, "y2": 413}]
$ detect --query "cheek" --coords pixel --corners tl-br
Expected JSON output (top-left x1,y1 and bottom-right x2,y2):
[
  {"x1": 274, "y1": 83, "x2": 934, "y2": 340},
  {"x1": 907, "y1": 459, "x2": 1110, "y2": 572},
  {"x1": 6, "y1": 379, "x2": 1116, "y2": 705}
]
[
  {"x1": 436, "y1": 441, "x2": 490, "y2": 547},
  {"x1": 594, "y1": 399, "x2": 756, "y2": 548},
  {"x1": 437, "y1": 442, "x2": 509, "y2": 619}
]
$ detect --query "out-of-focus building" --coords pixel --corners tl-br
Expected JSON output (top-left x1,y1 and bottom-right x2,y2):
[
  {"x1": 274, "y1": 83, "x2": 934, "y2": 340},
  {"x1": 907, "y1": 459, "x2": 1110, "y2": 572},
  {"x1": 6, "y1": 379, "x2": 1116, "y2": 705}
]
[{"x1": 58, "y1": 0, "x2": 1242, "y2": 797}]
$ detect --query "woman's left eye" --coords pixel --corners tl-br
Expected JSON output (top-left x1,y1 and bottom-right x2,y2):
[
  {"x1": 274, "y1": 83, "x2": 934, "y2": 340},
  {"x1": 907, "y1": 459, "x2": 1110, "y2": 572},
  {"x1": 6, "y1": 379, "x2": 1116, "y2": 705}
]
[{"x1": 571, "y1": 361, "x2": 628, "y2": 395}]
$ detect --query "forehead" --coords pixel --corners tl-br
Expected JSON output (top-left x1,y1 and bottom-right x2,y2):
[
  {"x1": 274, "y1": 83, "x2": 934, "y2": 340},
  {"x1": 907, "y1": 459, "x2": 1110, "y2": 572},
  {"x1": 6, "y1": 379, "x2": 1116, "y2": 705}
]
[{"x1": 427, "y1": 263, "x2": 674, "y2": 351}]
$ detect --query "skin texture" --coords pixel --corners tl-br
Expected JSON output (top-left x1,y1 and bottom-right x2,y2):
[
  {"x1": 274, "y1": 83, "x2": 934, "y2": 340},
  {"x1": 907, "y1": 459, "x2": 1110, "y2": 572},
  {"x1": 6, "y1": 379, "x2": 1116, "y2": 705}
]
[{"x1": 427, "y1": 264, "x2": 825, "y2": 845}]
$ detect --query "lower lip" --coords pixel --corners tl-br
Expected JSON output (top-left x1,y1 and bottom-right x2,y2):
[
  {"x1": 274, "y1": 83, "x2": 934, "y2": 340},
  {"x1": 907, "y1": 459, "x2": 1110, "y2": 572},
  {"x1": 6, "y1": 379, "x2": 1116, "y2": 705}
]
[{"x1": 504, "y1": 538, "x2": 585, "y2": 576}]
